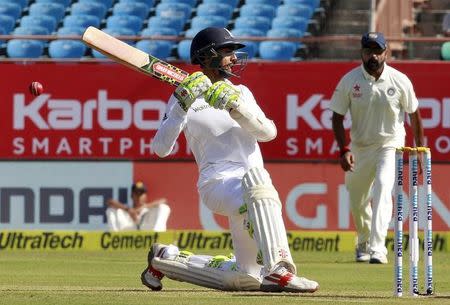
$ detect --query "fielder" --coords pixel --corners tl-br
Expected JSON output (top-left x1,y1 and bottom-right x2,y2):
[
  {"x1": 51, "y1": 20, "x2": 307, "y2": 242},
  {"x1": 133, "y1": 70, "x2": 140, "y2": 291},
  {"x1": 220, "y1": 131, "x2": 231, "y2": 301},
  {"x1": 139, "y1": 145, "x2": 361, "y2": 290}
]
[
  {"x1": 106, "y1": 181, "x2": 171, "y2": 232},
  {"x1": 141, "y1": 27, "x2": 319, "y2": 293},
  {"x1": 329, "y1": 32, "x2": 424, "y2": 264}
]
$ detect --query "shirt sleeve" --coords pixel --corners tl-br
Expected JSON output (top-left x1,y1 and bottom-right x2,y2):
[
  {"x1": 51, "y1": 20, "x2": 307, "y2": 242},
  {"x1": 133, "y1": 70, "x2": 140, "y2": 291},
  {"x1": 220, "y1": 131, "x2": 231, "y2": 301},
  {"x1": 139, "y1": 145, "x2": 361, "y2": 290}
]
[
  {"x1": 399, "y1": 75, "x2": 419, "y2": 114},
  {"x1": 234, "y1": 85, "x2": 277, "y2": 142},
  {"x1": 329, "y1": 77, "x2": 350, "y2": 115},
  {"x1": 151, "y1": 94, "x2": 187, "y2": 157}
]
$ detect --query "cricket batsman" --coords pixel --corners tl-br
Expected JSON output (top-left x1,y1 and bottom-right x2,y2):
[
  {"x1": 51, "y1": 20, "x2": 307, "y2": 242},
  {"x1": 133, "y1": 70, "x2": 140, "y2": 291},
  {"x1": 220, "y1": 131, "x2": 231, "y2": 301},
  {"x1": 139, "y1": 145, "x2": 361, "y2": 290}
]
[{"x1": 140, "y1": 27, "x2": 319, "y2": 293}]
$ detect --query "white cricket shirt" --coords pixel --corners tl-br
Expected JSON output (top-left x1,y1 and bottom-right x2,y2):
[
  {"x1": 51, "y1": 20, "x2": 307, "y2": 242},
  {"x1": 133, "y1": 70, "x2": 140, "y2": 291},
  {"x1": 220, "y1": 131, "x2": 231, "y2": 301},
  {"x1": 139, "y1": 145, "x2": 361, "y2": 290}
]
[
  {"x1": 152, "y1": 82, "x2": 275, "y2": 188},
  {"x1": 329, "y1": 63, "x2": 419, "y2": 148}
]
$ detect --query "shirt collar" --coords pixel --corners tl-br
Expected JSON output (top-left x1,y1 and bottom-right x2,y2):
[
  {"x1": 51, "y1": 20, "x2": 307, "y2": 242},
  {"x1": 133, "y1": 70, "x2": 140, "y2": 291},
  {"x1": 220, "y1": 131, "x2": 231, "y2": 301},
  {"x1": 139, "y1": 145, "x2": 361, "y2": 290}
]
[{"x1": 360, "y1": 63, "x2": 388, "y2": 81}]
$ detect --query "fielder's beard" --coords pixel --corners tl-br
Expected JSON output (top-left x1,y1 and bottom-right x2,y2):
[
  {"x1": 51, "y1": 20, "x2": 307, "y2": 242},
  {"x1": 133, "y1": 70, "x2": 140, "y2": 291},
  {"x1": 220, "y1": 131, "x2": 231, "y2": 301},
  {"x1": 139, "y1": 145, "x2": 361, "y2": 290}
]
[{"x1": 364, "y1": 59, "x2": 384, "y2": 73}]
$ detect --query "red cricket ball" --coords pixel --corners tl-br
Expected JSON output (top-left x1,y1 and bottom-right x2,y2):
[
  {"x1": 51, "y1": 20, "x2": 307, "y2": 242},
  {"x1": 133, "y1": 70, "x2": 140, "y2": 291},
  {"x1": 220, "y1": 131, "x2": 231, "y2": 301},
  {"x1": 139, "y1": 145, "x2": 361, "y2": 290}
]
[{"x1": 29, "y1": 81, "x2": 44, "y2": 96}]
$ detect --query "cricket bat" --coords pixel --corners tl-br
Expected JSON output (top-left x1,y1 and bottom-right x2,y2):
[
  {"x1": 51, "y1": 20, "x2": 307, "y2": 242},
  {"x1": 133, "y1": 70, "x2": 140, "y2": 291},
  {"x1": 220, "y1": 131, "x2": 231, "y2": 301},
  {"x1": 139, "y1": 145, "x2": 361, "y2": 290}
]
[{"x1": 82, "y1": 26, "x2": 189, "y2": 87}]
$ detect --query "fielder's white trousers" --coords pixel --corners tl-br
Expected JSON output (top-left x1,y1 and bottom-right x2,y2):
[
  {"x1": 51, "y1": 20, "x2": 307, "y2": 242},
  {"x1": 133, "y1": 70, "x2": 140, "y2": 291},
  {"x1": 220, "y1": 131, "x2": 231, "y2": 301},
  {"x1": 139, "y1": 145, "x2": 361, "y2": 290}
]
[
  {"x1": 345, "y1": 146, "x2": 395, "y2": 255},
  {"x1": 106, "y1": 203, "x2": 171, "y2": 232},
  {"x1": 199, "y1": 173, "x2": 262, "y2": 277}
]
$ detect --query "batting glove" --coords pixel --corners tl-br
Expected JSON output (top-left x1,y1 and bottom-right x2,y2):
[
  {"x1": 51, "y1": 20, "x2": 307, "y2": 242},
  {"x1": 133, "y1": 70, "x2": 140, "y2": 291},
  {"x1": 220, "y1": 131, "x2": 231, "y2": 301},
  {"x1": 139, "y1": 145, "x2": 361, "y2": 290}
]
[
  {"x1": 174, "y1": 71, "x2": 212, "y2": 112},
  {"x1": 205, "y1": 81, "x2": 241, "y2": 111}
]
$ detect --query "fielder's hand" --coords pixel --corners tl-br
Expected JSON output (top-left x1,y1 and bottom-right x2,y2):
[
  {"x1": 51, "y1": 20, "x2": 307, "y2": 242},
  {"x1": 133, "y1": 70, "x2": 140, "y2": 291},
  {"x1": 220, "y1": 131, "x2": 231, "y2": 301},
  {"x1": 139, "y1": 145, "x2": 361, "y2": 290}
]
[
  {"x1": 127, "y1": 208, "x2": 139, "y2": 223},
  {"x1": 174, "y1": 71, "x2": 212, "y2": 111},
  {"x1": 205, "y1": 81, "x2": 241, "y2": 111},
  {"x1": 340, "y1": 151, "x2": 355, "y2": 172}
]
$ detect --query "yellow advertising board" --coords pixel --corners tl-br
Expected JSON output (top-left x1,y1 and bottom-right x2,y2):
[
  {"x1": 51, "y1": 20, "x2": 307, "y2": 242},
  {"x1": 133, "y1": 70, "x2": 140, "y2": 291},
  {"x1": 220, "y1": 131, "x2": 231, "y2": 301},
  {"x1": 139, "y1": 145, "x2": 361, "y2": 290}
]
[{"x1": 0, "y1": 230, "x2": 448, "y2": 252}]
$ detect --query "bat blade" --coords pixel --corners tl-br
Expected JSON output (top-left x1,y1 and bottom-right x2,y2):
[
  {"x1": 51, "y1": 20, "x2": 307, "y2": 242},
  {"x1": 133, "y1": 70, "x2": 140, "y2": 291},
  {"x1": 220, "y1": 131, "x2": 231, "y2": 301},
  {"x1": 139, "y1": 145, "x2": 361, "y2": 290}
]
[{"x1": 82, "y1": 26, "x2": 189, "y2": 86}]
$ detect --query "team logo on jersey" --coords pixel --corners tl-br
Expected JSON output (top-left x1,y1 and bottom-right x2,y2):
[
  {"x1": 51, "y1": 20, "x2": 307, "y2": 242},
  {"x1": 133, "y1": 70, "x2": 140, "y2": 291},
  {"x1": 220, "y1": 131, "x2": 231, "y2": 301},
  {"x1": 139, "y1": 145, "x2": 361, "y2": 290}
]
[
  {"x1": 387, "y1": 87, "x2": 396, "y2": 96},
  {"x1": 278, "y1": 248, "x2": 289, "y2": 259},
  {"x1": 352, "y1": 83, "x2": 362, "y2": 98},
  {"x1": 191, "y1": 104, "x2": 212, "y2": 112}
]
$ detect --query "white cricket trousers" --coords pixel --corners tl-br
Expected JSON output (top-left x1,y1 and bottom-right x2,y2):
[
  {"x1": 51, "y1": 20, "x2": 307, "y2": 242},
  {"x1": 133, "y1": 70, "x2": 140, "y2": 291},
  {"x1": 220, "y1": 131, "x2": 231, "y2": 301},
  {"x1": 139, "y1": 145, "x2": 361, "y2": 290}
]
[
  {"x1": 199, "y1": 173, "x2": 262, "y2": 278},
  {"x1": 106, "y1": 203, "x2": 171, "y2": 232},
  {"x1": 345, "y1": 146, "x2": 396, "y2": 255}
]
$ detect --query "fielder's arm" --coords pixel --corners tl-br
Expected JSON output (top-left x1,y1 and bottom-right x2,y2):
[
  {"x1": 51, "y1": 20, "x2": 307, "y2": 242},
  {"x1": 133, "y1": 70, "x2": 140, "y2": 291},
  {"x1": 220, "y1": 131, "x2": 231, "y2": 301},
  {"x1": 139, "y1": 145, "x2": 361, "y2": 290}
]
[
  {"x1": 332, "y1": 112, "x2": 354, "y2": 172},
  {"x1": 409, "y1": 109, "x2": 425, "y2": 174},
  {"x1": 409, "y1": 109, "x2": 424, "y2": 147}
]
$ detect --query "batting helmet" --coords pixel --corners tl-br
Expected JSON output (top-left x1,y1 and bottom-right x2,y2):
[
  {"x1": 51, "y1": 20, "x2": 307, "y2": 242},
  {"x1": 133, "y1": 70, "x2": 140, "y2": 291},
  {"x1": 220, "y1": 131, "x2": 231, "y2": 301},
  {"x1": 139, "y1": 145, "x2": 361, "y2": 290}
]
[{"x1": 190, "y1": 27, "x2": 245, "y2": 65}]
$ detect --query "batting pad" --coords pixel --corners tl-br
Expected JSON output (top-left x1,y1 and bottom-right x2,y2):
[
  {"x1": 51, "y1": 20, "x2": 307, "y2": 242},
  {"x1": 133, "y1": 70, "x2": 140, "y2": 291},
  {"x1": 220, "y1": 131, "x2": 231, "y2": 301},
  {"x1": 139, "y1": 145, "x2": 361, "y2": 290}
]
[
  {"x1": 152, "y1": 257, "x2": 261, "y2": 291},
  {"x1": 242, "y1": 167, "x2": 296, "y2": 273}
]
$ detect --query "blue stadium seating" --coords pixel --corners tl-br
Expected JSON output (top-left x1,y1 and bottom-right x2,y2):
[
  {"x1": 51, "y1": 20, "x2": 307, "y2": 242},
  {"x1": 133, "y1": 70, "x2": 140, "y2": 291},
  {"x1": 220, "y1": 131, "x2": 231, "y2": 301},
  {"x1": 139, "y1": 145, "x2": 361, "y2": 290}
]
[
  {"x1": 49, "y1": 40, "x2": 87, "y2": 58},
  {"x1": 160, "y1": 0, "x2": 197, "y2": 6},
  {"x1": 239, "y1": 4, "x2": 276, "y2": 19},
  {"x1": 63, "y1": 14, "x2": 101, "y2": 29},
  {"x1": 141, "y1": 27, "x2": 178, "y2": 37},
  {"x1": 232, "y1": 28, "x2": 265, "y2": 38},
  {"x1": 184, "y1": 28, "x2": 202, "y2": 38},
  {"x1": 20, "y1": 15, "x2": 57, "y2": 34},
  {"x1": 106, "y1": 15, "x2": 144, "y2": 34},
  {"x1": 136, "y1": 40, "x2": 172, "y2": 59},
  {"x1": 284, "y1": 0, "x2": 320, "y2": 9},
  {"x1": 155, "y1": 3, "x2": 192, "y2": 23},
  {"x1": 0, "y1": 0, "x2": 27, "y2": 10},
  {"x1": 196, "y1": 3, "x2": 234, "y2": 20},
  {"x1": 141, "y1": 27, "x2": 178, "y2": 48},
  {"x1": 36, "y1": 0, "x2": 71, "y2": 8},
  {"x1": 7, "y1": 39, "x2": 44, "y2": 58},
  {"x1": 0, "y1": 14, "x2": 16, "y2": 33},
  {"x1": 13, "y1": 25, "x2": 49, "y2": 47},
  {"x1": 276, "y1": 4, "x2": 314, "y2": 19},
  {"x1": 203, "y1": 0, "x2": 239, "y2": 8},
  {"x1": 71, "y1": 2, "x2": 107, "y2": 20},
  {"x1": 14, "y1": 25, "x2": 49, "y2": 35},
  {"x1": 4, "y1": 0, "x2": 319, "y2": 61},
  {"x1": 141, "y1": 27, "x2": 179, "y2": 36},
  {"x1": 112, "y1": 2, "x2": 150, "y2": 20},
  {"x1": 232, "y1": 28, "x2": 265, "y2": 58},
  {"x1": 271, "y1": 16, "x2": 308, "y2": 33},
  {"x1": 259, "y1": 41, "x2": 297, "y2": 60},
  {"x1": 120, "y1": 0, "x2": 154, "y2": 6},
  {"x1": 81, "y1": 0, "x2": 114, "y2": 8},
  {"x1": 190, "y1": 15, "x2": 228, "y2": 30},
  {"x1": 0, "y1": 3, "x2": 22, "y2": 20},
  {"x1": 177, "y1": 39, "x2": 192, "y2": 62},
  {"x1": 245, "y1": 0, "x2": 281, "y2": 7},
  {"x1": 147, "y1": 16, "x2": 185, "y2": 33},
  {"x1": 57, "y1": 26, "x2": 86, "y2": 35},
  {"x1": 234, "y1": 16, "x2": 272, "y2": 33},
  {"x1": 267, "y1": 28, "x2": 304, "y2": 47},
  {"x1": 103, "y1": 27, "x2": 136, "y2": 44},
  {"x1": 29, "y1": 3, "x2": 66, "y2": 22},
  {"x1": 239, "y1": 42, "x2": 257, "y2": 59}
]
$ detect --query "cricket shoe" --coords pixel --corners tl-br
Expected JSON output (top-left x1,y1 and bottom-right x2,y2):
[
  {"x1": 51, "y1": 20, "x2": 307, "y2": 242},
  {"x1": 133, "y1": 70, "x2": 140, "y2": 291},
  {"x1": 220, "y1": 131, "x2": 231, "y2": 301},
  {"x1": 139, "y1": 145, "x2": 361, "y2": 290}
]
[
  {"x1": 355, "y1": 242, "x2": 370, "y2": 262},
  {"x1": 369, "y1": 251, "x2": 388, "y2": 264},
  {"x1": 260, "y1": 265, "x2": 319, "y2": 293},
  {"x1": 140, "y1": 243, "x2": 167, "y2": 291}
]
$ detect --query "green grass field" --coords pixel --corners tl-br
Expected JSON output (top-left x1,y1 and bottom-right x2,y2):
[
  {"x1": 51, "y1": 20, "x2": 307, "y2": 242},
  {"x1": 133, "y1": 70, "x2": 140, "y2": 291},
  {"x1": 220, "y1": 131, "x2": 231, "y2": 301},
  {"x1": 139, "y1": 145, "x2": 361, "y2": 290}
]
[{"x1": 1, "y1": 249, "x2": 449, "y2": 305}]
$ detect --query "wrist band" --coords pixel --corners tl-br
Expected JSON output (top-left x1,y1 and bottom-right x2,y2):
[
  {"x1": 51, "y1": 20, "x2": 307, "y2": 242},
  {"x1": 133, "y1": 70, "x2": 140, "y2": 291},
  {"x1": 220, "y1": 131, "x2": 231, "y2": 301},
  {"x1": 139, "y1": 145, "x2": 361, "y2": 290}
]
[{"x1": 340, "y1": 146, "x2": 351, "y2": 157}]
